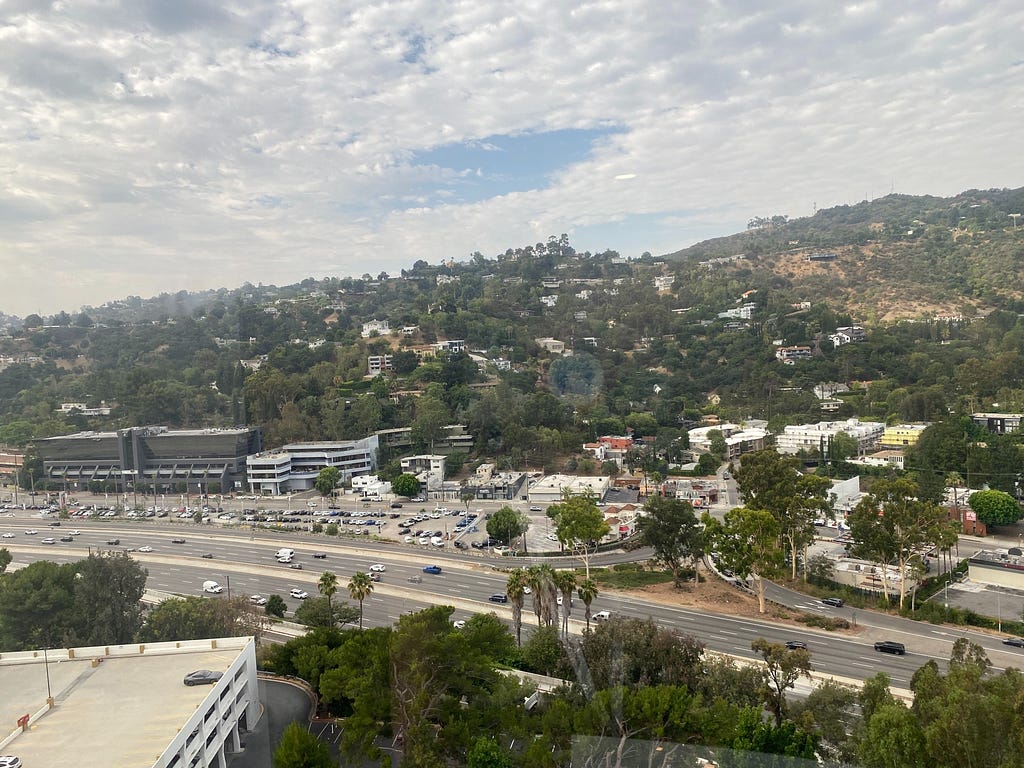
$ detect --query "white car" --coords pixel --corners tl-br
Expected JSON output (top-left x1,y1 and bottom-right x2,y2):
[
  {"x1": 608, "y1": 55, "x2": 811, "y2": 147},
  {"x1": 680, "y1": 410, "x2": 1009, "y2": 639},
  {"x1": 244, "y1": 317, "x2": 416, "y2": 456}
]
[
  {"x1": 289, "y1": 588, "x2": 309, "y2": 600},
  {"x1": 593, "y1": 610, "x2": 612, "y2": 622},
  {"x1": 41, "y1": 537, "x2": 57, "y2": 544},
  {"x1": 69, "y1": 530, "x2": 82, "y2": 535},
  {"x1": 546, "y1": 533, "x2": 559, "y2": 542},
  {"x1": 1, "y1": 532, "x2": 14, "y2": 539},
  {"x1": 369, "y1": 563, "x2": 386, "y2": 572},
  {"x1": 24, "y1": 529, "x2": 38, "y2": 535},
  {"x1": 137, "y1": 545, "x2": 154, "y2": 553},
  {"x1": 452, "y1": 619, "x2": 466, "y2": 629},
  {"x1": 250, "y1": 594, "x2": 268, "y2": 606}
]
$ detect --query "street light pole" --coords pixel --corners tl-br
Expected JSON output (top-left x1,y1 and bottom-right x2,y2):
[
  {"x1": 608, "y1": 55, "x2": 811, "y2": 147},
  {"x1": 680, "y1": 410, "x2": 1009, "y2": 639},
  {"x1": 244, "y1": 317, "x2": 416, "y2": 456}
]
[{"x1": 43, "y1": 646, "x2": 53, "y2": 708}]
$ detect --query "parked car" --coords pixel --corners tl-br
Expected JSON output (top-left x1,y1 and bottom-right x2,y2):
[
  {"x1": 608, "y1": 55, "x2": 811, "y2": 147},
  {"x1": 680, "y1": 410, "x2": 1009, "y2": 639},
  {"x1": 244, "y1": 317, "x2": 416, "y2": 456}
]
[
  {"x1": 0, "y1": 755, "x2": 23, "y2": 768},
  {"x1": 423, "y1": 565, "x2": 443, "y2": 574},
  {"x1": 873, "y1": 640, "x2": 906, "y2": 655},
  {"x1": 183, "y1": 669, "x2": 223, "y2": 686},
  {"x1": 489, "y1": 593, "x2": 509, "y2": 603},
  {"x1": 821, "y1": 597, "x2": 844, "y2": 607},
  {"x1": 785, "y1": 640, "x2": 808, "y2": 650}
]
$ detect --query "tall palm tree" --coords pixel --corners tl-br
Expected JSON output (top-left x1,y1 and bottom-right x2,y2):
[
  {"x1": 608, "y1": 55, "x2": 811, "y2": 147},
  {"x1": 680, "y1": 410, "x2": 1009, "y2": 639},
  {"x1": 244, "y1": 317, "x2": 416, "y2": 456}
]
[
  {"x1": 506, "y1": 568, "x2": 529, "y2": 646},
  {"x1": 554, "y1": 569, "x2": 577, "y2": 637},
  {"x1": 347, "y1": 571, "x2": 374, "y2": 630},
  {"x1": 318, "y1": 571, "x2": 338, "y2": 626},
  {"x1": 577, "y1": 578, "x2": 599, "y2": 632},
  {"x1": 527, "y1": 564, "x2": 558, "y2": 628}
]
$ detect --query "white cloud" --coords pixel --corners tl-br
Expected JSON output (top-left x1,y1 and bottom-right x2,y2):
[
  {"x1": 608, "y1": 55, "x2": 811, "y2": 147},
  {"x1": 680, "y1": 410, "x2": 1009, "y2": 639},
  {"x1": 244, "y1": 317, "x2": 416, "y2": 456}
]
[{"x1": 1, "y1": 0, "x2": 1022, "y2": 315}]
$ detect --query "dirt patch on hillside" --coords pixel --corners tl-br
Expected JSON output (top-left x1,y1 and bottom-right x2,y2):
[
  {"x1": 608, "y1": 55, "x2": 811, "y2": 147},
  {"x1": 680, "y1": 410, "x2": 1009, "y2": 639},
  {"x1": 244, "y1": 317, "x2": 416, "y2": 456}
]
[{"x1": 610, "y1": 575, "x2": 863, "y2": 637}]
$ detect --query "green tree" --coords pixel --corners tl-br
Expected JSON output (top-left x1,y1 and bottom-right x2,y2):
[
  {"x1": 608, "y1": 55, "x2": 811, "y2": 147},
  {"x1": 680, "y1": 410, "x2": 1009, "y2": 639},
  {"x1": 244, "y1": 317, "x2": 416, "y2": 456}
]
[
  {"x1": 318, "y1": 571, "x2": 338, "y2": 622},
  {"x1": 968, "y1": 489, "x2": 1023, "y2": 527},
  {"x1": 266, "y1": 594, "x2": 287, "y2": 618},
  {"x1": 391, "y1": 473, "x2": 421, "y2": 498},
  {"x1": 856, "y1": 702, "x2": 927, "y2": 768},
  {"x1": 547, "y1": 492, "x2": 610, "y2": 579},
  {"x1": 702, "y1": 507, "x2": 783, "y2": 613},
  {"x1": 138, "y1": 596, "x2": 263, "y2": 642},
  {"x1": 486, "y1": 505, "x2": 529, "y2": 548},
  {"x1": 553, "y1": 569, "x2": 577, "y2": 637},
  {"x1": 347, "y1": 571, "x2": 374, "y2": 630},
  {"x1": 0, "y1": 559, "x2": 76, "y2": 649},
  {"x1": 314, "y1": 466, "x2": 340, "y2": 497},
  {"x1": 638, "y1": 496, "x2": 704, "y2": 587},
  {"x1": 751, "y1": 637, "x2": 813, "y2": 726},
  {"x1": 0, "y1": 548, "x2": 11, "y2": 575},
  {"x1": 577, "y1": 578, "x2": 599, "y2": 631},
  {"x1": 734, "y1": 448, "x2": 831, "y2": 579},
  {"x1": 72, "y1": 552, "x2": 147, "y2": 645},
  {"x1": 505, "y1": 568, "x2": 529, "y2": 646},
  {"x1": 468, "y1": 737, "x2": 514, "y2": 768},
  {"x1": 294, "y1": 596, "x2": 359, "y2": 629},
  {"x1": 848, "y1": 478, "x2": 950, "y2": 608},
  {"x1": 273, "y1": 721, "x2": 334, "y2": 768}
]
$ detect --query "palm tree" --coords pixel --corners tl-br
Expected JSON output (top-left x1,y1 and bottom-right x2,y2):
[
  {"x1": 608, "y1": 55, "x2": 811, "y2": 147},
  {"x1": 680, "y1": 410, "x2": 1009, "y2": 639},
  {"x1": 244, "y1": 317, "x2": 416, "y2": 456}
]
[
  {"x1": 506, "y1": 568, "x2": 529, "y2": 646},
  {"x1": 527, "y1": 564, "x2": 559, "y2": 628},
  {"x1": 554, "y1": 569, "x2": 577, "y2": 637},
  {"x1": 318, "y1": 571, "x2": 338, "y2": 626},
  {"x1": 577, "y1": 578, "x2": 599, "y2": 632},
  {"x1": 347, "y1": 571, "x2": 374, "y2": 630}
]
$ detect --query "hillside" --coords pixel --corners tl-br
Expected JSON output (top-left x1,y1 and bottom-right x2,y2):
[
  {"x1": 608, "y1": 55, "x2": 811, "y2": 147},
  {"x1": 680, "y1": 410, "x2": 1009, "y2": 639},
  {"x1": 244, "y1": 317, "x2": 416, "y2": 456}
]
[{"x1": 666, "y1": 187, "x2": 1024, "y2": 322}]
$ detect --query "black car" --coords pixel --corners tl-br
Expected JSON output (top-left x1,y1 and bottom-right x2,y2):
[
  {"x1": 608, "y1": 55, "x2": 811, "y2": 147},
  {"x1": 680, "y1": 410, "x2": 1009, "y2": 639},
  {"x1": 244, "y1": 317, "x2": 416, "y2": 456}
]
[
  {"x1": 390, "y1": 502, "x2": 403, "y2": 508},
  {"x1": 821, "y1": 597, "x2": 844, "y2": 607},
  {"x1": 171, "y1": 538, "x2": 186, "y2": 544},
  {"x1": 48, "y1": 521, "x2": 61, "y2": 526},
  {"x1": 313, "y1": 552, "x2": 327, "y2": 559},
  {"x1": 785, "y1": 640, "x2": 808, "y2": 650},
  {"x1": 183, "y1": 669, "x2": 223, "y2": 686},
  {"x1": 60, "y1": 535, "x2": 73, "y2": 542},
  {"x1": 489, "y1": 593, "x2": 509, "y2": 603},
  {"x1": 453, "y1": 540, "x2": 468, "y2": 550},
  {"x1": 873, "y1": 640, "x2": 906, "y2": 655},
  {"x1": 1003, "y1": 637, "x2": 1024, "y2": 648},
  {"x1": 201, "y1": 553, "x2": 214, "y2": 559}
]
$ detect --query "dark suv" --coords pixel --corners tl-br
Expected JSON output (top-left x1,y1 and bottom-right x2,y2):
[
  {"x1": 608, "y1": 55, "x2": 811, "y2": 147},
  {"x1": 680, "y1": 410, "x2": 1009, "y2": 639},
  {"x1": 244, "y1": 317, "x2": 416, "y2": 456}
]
[
  {"x1": 821, "y1": 597, "x2": 844, "y2": 608},
  {"x1": 873, "y1": 640, "x2": 906, "y2": 655}
]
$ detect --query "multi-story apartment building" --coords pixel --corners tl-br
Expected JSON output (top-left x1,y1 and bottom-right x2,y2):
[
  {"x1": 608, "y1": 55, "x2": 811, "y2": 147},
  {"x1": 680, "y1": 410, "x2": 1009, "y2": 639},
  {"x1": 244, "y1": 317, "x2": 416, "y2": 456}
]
[
  {"x1": 774, "y1": 419, "x2": 884, "y2": 456},
  {"x1": 246, "y1": 435, "x2": 378, "y2": 495}
]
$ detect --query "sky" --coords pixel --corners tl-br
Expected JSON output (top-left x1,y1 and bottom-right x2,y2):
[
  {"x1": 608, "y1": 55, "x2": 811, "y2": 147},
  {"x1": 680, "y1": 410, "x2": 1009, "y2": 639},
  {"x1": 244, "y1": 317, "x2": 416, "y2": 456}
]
[{"x1": 1, "y1": 1, "x2": 1022, "y2": 318}]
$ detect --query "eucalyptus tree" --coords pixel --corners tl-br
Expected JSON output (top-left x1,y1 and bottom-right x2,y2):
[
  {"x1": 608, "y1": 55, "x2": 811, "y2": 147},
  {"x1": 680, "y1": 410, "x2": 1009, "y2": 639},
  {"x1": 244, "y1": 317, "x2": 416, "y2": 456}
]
[{"x1": 702, "y1": 508, "x2": 783, "y2": 614}]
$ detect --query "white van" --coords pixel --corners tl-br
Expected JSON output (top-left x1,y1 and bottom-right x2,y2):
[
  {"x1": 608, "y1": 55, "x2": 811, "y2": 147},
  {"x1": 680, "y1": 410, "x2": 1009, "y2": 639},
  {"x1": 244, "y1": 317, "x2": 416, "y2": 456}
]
[
  {"x1": 202, "y1": 580, "x2": 224, "y2": 594},
  {"x1": 275, "y1": 548, "x2": 295, "y2": 561}
]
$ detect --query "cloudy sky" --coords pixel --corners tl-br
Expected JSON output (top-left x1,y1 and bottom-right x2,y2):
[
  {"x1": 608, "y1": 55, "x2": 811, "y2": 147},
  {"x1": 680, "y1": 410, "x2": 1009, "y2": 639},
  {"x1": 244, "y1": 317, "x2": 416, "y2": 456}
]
[{"x1": 2, "y1": 1, "x2": 1022, "y2": 317}]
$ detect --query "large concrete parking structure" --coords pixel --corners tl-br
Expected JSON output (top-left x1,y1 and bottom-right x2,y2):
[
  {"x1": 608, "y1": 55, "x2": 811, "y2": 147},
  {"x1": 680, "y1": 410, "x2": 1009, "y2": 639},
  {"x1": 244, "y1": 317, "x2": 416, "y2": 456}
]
[{"x1": 0, "y1": 636, "x2": 260, "y2": 768}]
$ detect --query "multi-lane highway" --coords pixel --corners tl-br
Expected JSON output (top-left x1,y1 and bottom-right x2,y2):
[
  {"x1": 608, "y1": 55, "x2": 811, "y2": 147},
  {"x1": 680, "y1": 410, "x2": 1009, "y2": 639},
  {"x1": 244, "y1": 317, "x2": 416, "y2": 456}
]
[{"x1": 3, "y1": 513, "x2": 1022, "y2": 693}]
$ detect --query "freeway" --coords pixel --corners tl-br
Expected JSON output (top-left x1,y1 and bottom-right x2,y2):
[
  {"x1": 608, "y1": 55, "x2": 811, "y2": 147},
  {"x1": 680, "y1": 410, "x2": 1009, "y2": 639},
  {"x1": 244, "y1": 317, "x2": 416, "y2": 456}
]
[{"x1": 3, "y1": 516, "x2": 1024, "y2": 693}]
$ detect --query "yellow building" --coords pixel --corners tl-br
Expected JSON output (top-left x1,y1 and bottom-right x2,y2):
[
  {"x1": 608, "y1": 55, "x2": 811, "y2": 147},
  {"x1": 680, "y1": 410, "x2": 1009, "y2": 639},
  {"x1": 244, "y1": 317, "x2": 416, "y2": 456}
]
[{"x1": 880, "y1": 424, "x2": 928, "y2": 449}]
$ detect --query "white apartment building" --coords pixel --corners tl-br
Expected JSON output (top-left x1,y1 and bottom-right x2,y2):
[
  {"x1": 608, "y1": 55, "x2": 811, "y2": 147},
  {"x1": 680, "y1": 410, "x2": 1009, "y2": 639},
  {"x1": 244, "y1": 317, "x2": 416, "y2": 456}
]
[
  {"x1": 400, "y1": 454, "x2": 447, "y2": 491},
  {"x1": 246, "y1": 435, "x2": 378, "y2": 495},
  {"x1": 687, "y1": 423, "x2": 771, "y2": 460},
  {"x1": 361, "y1": 319, "x2": 390, "y2": 337},
  {"x1": 774, "y1": 418, "x2": 884, "y2": 456}
]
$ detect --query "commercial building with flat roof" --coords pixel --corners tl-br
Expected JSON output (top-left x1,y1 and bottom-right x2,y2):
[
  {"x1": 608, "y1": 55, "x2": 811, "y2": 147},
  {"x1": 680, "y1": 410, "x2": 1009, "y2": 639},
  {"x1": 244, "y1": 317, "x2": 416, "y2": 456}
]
[
  {"x1": 247, "y1": 435, "x2": 379, "y2": 495},
  {"x1": 33, "y1": 426, "x2": 263, "y2": 494},
  {"x1": 774, "y1": 418, "x2": 884, "y2": 456},
  {"x1": 527, "y1": 474, "x2": 611, "y2": 504},
  {"x1": 0, "y1": 636, "x2": 260, "y2": 768}
]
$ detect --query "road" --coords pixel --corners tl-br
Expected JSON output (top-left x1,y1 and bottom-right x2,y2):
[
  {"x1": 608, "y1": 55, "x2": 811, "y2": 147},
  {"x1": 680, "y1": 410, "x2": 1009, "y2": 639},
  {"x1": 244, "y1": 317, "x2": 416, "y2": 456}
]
[{"x1": 4, "y1": 513, "x2": 1024, "y2": 693}]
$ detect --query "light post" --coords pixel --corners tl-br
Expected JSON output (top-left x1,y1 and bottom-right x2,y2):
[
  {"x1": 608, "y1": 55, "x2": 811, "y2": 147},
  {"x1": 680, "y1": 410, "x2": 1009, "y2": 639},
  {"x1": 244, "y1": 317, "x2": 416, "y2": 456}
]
[{"x1": 42, "y1": 646, "x2": 53, "y2": 708}]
